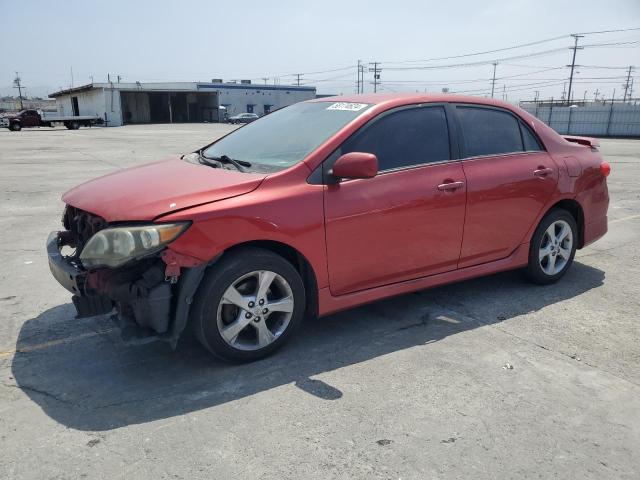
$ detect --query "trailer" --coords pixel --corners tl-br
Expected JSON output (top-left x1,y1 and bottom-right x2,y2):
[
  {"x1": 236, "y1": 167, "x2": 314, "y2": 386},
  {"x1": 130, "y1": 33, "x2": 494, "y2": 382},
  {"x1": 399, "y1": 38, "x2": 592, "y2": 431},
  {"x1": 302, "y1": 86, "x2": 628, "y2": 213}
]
[{"x1": 0, "y1": 109, "x2": 103, "y2": 131}]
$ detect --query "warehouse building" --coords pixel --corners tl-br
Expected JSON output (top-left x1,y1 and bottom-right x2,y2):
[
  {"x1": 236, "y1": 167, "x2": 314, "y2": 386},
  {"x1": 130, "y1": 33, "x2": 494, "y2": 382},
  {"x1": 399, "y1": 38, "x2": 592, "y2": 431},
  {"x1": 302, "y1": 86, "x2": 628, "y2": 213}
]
[{"x1": 48, "y1": 81, "x2": 316, "y2": 126}]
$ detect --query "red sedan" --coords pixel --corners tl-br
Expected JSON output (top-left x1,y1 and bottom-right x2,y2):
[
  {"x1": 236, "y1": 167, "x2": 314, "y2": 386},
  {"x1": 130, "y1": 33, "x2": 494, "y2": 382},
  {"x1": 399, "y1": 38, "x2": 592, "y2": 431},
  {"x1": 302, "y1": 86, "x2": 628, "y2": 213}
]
[{"x1": 47, "y1": 94, "x2": 610, "y2": 361}]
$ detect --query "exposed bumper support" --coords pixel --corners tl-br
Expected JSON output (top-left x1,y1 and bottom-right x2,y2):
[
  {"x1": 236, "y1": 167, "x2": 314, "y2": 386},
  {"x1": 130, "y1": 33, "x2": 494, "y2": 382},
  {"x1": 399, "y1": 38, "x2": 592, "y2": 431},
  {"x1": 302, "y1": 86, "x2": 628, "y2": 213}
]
[{"x1": 46, "y1": 231, "x2": 214, "y2": 348}]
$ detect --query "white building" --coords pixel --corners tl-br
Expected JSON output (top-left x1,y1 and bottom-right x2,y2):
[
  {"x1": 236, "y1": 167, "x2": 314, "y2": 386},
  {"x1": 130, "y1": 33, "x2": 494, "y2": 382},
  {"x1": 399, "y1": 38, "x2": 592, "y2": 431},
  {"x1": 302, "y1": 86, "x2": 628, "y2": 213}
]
[{"x1": 49, "y1": 81, "x2": 316, "y2": 126}]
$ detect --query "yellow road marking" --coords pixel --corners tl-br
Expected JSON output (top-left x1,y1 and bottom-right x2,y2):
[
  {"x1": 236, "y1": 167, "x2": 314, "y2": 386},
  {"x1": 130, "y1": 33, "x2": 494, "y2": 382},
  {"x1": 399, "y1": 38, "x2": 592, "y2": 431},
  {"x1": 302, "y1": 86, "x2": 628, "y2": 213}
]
[
  {"x1": 610, "y1": 213, "x2": 640, "y2": 225},
  {"x1": 0, "y1": 329, "x2": 115, "y2": 358}
]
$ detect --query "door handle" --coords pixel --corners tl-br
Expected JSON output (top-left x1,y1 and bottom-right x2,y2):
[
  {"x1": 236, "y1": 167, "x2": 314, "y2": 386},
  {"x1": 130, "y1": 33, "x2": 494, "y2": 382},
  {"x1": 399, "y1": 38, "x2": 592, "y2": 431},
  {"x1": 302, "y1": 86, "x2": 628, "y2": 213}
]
[
  {"x1": 437, "y1": 181, "x2": 464, "y2": 191},
  {"x1": 533, "y1": 167, "x2": 553, "y2": 177}
]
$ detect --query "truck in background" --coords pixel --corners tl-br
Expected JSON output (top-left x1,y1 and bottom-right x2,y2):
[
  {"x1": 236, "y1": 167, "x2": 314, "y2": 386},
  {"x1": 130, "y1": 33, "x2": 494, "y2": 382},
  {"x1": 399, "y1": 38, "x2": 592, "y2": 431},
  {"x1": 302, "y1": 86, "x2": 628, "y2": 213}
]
[{"x1": 0, "y1": 109, "x2": 103, "y2": 131}]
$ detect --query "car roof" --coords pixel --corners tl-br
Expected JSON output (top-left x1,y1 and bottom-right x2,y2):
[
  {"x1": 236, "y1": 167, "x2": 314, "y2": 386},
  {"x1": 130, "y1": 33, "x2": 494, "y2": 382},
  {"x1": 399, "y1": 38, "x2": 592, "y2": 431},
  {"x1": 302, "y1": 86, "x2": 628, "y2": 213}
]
[{"x1": 309, "y1": 92, "x2": 518, "y2": 111}]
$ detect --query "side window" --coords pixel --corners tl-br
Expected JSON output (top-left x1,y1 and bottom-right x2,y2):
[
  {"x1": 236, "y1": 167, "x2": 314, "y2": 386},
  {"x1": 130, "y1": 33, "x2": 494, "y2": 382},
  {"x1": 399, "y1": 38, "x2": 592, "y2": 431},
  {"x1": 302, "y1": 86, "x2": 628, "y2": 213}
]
[
  {"x1": 341, "y1": 106, "x2": 450, "y2": 171},
  {"x1": 457, "y1": 106, "x2": 523, "y2": 157},
  {"x1": 520, "y1": 122, "x2": 543, "y2": 151}
]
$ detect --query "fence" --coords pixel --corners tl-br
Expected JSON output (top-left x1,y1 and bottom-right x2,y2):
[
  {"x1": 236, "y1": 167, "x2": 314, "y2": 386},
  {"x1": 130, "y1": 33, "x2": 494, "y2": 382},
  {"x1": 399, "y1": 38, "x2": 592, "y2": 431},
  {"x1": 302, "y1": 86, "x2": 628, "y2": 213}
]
[{"x1": 520, "y1": 103, "x2": 640, "y2": 137}]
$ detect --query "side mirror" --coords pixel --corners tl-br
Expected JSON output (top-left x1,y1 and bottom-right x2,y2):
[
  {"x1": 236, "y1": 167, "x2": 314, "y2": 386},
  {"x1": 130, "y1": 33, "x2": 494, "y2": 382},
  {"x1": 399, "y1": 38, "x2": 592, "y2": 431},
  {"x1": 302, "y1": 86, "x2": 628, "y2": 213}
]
[{"x1": 331, "y1": 152, "x2": 378, "y2": 180}]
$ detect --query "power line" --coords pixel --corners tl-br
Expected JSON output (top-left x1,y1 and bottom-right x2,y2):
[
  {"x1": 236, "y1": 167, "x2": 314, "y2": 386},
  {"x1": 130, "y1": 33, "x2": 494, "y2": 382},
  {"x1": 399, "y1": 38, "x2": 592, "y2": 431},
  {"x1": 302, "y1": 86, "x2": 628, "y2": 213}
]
[
  {"x1": 279, "y1": 65, "x2": 354, "y2": 77},
  {"x1": 583, "y1": 40, "x2": 640, "y2": 48},
  {"x1": 381, "y1": 34, "x2": 568, "y2": 64},
  {"x1": 383, "y1": 47, "x2": 569, "y2": 71},
  {"x1": 574, "y1": 27, "x2": 640, "y2": 35}
]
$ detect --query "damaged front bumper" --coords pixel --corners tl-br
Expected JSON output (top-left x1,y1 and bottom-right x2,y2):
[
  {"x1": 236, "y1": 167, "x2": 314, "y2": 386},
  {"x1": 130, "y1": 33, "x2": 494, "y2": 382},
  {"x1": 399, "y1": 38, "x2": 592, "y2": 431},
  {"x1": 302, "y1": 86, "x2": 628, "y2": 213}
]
[{"x1": 47, "y1": 230, "x2": 209, "y2": 348}]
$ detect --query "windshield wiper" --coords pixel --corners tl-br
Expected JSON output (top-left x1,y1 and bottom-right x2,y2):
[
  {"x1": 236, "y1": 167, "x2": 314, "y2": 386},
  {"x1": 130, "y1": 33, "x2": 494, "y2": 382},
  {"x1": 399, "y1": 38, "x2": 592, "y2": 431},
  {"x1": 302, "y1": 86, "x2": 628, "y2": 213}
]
[{"x1": 198, "y1": 150, "x2": 251, "y2": 172}]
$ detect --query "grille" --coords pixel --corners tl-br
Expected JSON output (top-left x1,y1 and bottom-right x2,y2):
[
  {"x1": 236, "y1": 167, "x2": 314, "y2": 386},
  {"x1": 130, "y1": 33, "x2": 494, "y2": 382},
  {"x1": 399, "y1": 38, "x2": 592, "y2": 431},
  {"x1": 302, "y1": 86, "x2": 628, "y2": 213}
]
[{"x1": 62, "y1": 205, "x2": 108, "y2": 256}]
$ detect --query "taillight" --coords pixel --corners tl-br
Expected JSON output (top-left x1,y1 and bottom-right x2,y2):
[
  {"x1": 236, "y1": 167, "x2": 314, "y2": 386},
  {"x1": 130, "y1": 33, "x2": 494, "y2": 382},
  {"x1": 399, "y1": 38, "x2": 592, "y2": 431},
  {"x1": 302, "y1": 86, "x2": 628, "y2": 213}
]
[{"x1": 600, "y1": 162, "x2": 611, "y2": 177}]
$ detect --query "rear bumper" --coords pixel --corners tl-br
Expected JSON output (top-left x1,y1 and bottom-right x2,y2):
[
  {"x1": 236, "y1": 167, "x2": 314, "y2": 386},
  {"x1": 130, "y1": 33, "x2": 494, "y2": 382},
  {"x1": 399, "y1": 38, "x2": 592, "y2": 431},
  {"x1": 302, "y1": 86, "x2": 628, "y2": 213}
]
[{"x1": 583, "y1": 215, "x2": 608, "y2": 248}]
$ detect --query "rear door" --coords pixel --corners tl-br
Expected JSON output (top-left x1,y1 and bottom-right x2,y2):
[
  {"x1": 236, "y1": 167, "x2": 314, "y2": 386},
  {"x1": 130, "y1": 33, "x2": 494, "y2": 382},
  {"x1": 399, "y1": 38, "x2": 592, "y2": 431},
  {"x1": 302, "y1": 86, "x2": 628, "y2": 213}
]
[
  {"x1": 454, "y1": 104, "x2": 558, "y2": 268},
  {"x1": 323, "y1": 104, "x2": 467, "y2": 295}
]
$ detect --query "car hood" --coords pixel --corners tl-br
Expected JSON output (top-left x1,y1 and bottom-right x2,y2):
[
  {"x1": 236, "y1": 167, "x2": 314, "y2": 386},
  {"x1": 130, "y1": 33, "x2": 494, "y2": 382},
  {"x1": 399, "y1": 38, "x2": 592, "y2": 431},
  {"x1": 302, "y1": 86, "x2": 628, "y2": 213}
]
[{"x1": 62, "y1": 156, "x2": 266, "y2": 222}]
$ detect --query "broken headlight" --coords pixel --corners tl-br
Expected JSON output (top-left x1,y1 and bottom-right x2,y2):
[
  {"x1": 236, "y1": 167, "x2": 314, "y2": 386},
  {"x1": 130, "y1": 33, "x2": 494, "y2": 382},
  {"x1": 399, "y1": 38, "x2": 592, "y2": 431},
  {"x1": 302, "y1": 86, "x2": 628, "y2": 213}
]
[{"x1": 79, "y1": 223, "x2": 189, "y2": 269}]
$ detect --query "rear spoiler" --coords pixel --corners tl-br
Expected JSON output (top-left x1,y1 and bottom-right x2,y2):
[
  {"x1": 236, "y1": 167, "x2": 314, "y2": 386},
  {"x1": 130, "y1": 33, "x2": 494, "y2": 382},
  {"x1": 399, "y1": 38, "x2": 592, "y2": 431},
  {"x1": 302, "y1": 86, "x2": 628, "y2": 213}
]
[{"x1": 563, "y1": 135, "x2": 600, "y2": 149}]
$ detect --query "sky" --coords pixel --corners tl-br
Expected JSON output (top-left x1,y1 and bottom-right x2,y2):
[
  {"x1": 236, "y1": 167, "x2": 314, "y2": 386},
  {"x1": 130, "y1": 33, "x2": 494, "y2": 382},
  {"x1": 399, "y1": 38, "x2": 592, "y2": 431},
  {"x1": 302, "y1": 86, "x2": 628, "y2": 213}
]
[{"x1": 1, "y1": 0, "x2": 639, "y2": 102}]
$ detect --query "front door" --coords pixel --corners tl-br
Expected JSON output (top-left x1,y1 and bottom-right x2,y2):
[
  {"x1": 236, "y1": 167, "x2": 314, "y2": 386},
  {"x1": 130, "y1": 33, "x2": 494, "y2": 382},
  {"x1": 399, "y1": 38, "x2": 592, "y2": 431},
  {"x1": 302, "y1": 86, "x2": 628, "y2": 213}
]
[
  {"x1": 22, "y1": 110, "x2": 39, "y2": 127},
  {"x1": 324, "y1": 105, "x2": 467, "y2": 296},
  {"x1": 454, "y1": 105, "x2": 558, "y2": 268}
]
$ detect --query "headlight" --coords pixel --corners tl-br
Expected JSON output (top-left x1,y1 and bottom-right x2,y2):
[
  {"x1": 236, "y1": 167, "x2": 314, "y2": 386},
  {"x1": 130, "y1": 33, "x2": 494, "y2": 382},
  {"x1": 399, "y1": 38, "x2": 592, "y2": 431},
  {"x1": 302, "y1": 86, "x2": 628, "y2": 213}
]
[{"x1": 79, "y1": 223, "x2": 189, "y2": 269}]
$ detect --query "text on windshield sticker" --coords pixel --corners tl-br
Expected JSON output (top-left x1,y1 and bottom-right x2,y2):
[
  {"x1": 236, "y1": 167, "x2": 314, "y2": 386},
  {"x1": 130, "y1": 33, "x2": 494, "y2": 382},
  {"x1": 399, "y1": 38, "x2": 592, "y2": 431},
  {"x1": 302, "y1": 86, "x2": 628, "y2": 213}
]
[{"x1": 326, "y1": 102, "x2": 368, "y2": 112}]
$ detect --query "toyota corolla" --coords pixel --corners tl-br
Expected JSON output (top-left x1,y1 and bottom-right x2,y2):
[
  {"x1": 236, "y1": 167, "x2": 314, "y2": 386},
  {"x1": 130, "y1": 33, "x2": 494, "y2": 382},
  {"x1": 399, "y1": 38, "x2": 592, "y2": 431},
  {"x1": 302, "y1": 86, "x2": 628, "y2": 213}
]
[{"x1": 47, "y1": 94, "x2": 610, "y2": 362}]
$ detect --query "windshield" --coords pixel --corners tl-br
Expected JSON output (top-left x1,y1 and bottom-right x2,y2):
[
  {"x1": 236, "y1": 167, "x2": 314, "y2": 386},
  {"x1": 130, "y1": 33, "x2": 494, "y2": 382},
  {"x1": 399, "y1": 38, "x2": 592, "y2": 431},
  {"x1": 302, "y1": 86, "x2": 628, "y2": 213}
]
[{"x1": 203, "y1": 101, "x2": 371, "y2": 171}]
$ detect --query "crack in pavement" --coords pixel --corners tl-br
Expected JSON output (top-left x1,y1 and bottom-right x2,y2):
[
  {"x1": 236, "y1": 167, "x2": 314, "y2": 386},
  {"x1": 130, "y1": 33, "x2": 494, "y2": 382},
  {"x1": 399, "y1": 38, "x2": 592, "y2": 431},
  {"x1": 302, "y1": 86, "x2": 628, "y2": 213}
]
[{"x1": 431, "y1": 302, "x2": 640, "y2": 390}]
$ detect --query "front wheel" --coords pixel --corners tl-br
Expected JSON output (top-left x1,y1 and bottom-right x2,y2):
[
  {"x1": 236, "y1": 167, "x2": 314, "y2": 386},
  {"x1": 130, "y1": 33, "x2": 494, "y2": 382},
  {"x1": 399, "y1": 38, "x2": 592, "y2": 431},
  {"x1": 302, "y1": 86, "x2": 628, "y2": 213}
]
[
  {"x1": 191, "y1": 248, "x2": 306, "y2": 362},
  {"x1": 526, "y1": 209, "x2": 578, "y2": 284}
]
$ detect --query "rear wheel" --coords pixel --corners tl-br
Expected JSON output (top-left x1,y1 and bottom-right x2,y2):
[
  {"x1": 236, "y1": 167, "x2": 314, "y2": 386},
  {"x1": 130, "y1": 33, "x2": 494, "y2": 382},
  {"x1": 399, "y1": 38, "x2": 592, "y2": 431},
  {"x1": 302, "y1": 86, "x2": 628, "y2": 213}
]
[
  {"x1": 66, "y1": 121, "x2": 80, "y2": 130},
  {"x1": 526, "y1": 209, "x2": 577, "y2": 284},
  {"x1": 9, "y1": 122, "x2": 21, "y2": 131},
  {"x1": 191, "y1": 248, "x2": 305, "y2": 362}
]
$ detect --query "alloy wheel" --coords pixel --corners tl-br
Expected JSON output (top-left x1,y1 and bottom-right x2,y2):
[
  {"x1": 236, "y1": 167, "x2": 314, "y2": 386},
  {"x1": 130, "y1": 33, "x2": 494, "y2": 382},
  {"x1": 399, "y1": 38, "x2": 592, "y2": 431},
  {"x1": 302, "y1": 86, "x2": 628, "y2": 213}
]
[
  {"x1": 216, "y1": 270, "x2": 294, "y2": 351},
  {"x1": 538, "y1": 219, "x2": 573, "y2": 275}
]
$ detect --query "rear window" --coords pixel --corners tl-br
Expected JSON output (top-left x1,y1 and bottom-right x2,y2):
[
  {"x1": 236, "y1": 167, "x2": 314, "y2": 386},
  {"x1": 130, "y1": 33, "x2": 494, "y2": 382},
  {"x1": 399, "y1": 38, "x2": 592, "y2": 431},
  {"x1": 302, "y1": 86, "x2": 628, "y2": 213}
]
[
  {"x1": 457, "y1": 106, "x2": 523, "y2": 157},
  {"x1": 520, "y1": 122, "x2": 543, "y2": 151}
]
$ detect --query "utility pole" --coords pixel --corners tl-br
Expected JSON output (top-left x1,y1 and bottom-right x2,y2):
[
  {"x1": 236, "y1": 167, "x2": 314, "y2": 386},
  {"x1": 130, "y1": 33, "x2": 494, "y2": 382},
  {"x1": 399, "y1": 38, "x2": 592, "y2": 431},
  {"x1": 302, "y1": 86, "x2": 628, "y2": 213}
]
[
  {"x1": 261, "y1": 77, "x2": 269, "y2": 85},
  {"x1": 70, "y1": 66, "x2": 74, "y2": 88},
  {"x1": 357, "y1": 60, "x2": 361, "y2": 93},
  {"x1": 594, "y1": 88, "x2": 600, "y2": 102},
  {"x1": 622, "y1": 66, "x2": 634, "y2": 102},
  {"x1": 117, "y1": 75, "x2": 121, "y2": 83},
  {"x1": 490, "y1": 62, "x2": 498, "y2": 98},
  {"x1": 502, "y1": 84, "x2": 506, "y2": 101},
  {"x1": 13, "y1": 72, "x2": 24, "y2": 110},
  {"x1": 295, "y1": 74, "x2": 302, "y2": 86},
  {"x1": 368, "y1": 62, "x2": 381, "y2": 93},
  {"x1": 566, "y1": 33, "x2": 584, "y2": 105}
]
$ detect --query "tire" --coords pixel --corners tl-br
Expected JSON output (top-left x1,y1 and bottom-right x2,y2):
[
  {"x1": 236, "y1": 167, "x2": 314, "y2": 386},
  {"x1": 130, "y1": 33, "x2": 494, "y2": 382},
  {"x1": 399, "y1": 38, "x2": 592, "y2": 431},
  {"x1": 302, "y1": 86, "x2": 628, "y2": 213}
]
[
  {"x1": 9, "y1": 122, "x2": 21, "y2": 131},
  {"x1": 526, "y1": 209, "x2": 578, "y2": 285},
  {"x1": 69, "y1": 121, "x2": 80, "y2": 130},
  {"x1": 191, "y1": 247, "x2": 306, "y2": 362}
]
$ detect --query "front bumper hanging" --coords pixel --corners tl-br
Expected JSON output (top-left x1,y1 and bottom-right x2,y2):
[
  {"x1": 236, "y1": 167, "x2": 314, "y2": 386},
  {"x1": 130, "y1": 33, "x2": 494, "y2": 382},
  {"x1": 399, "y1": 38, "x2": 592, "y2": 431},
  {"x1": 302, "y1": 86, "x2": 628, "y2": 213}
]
[{"x1": 46, "y1": 230, "x2": 210, "y2": 347}]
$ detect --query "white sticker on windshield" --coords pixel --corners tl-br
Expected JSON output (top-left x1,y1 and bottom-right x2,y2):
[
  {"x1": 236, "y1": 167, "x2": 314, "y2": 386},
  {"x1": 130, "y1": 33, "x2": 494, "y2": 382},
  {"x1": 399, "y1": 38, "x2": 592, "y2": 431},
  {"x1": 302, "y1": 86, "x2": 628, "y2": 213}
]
[{"x1": 326, "y1": 102, "x2": 368, "y2": 112}]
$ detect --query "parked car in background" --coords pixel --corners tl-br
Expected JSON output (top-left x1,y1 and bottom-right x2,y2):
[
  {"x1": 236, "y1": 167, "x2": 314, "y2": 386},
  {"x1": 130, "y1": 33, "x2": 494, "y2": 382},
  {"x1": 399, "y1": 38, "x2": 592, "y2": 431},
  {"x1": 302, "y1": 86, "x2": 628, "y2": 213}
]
[
  {"x1": 47, "y1": 94, "x2": 610, "y2": 362},
  {"x1": 0, "y1": 109, "x2": 103, "y2": 131},
  {"x1": 228, "y1": 112, "x2": 259, "y2": 124}
]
